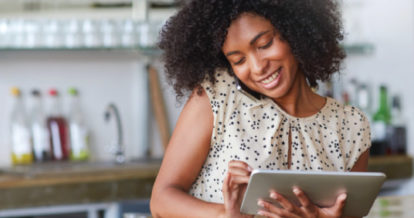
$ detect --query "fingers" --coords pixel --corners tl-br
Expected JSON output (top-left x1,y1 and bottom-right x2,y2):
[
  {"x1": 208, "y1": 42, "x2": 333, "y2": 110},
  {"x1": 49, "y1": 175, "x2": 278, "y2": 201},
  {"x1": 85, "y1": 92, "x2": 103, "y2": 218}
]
[
  {"x1": 222, "y1": 173, "x2": 234, "y2": 207},
  {"x1": 269, "y1": 190, "x2": 298, "y2": 214},
  {"x1": 222, "y1": 173, "x2": 245, "y2": 216},
  {"x1": 292, "y1": 187, "x2": 312, "y2": 208},
  {"x1": 228, "y1": 166, "x2": 251, "y2": 177},
  {"x1": 257, "y1": 209, "x2": 281, "y2": 218},
  {"x1": 227, "y1": 160, "x2": 252, "y2": 186},
  {"x1": 227, "y1": 166, "x2": 251, "y2": 185},
  {"x1": 332, "y1": 193, "x2": 347, "y2": 214},
  {"x1": 257, "y1": 199, "x2": 301, "y2": 218},
  {"x1": 228, "y1": 160, "x2": 253, "y2": 172},
  {"x1": 292, "y1": 186, "x2": 318, "y2": 217},
  {"x1": 222, "y1": 172, "x2": 230, "y2": 196},
  {"x1": 293, "y1": 186, "x2": 316, "y2": 212},
  {"x1": 319, "y1": 193, "x2": 347, "y2": 218},
  {"x1": 223, "y1": 172, "x2": 242, "y2": 204},
  {"x1": 229, "y1": 175, "x2": 250, "y2": 187},
  {"x1": 258, "y1": 188, "x2": 346, "y2": 218},
  {"x1": 257, "y1": 199, "x2": 283, "y2": 218}
]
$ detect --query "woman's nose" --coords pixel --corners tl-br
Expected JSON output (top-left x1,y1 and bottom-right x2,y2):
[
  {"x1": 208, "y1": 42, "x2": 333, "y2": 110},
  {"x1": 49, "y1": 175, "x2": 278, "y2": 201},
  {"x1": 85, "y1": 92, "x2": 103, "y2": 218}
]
[{"x1": 249, "y1": 54, "x2": 268, "y2": 76}]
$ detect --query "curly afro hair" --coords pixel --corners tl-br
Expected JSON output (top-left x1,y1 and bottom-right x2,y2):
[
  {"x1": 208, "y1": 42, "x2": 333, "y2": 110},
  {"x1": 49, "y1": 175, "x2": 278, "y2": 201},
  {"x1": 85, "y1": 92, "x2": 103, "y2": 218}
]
[{"x1": 159, "y1": 0, "x2": 345, "y2": 99}]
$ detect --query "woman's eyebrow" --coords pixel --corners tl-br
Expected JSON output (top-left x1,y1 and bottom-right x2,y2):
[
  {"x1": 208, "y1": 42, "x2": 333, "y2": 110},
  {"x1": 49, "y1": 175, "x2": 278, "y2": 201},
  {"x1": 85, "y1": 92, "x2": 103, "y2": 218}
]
[
  {"x1": 250, "y1": 30, "x2": 271, "y2": 45},
  {"x1": 225, "y1": 30, "x2": 272, "y2": 57}
]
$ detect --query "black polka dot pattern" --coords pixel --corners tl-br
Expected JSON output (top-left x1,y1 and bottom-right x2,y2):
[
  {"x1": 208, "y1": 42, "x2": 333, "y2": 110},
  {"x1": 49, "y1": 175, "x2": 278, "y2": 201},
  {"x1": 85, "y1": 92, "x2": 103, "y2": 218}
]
[{"x1": 189, "y1": 70, "x2": 371, "y2": 203}]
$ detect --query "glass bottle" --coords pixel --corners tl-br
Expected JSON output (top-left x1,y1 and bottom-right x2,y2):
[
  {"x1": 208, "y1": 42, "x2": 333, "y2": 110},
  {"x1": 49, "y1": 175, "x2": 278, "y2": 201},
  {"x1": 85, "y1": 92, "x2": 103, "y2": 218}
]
[
  {"x1": 67, "y1": 88, "x2": 90, "y2": 161},
  {"x1": 348, "y1": 78, "x2": 358, "y2": 106},
  {"x1": 30, "y1": 89, "x2": 52, "y2": 161},
  {"x1": 371, "y1": 85, "x2": 391, "y2": 156},
  {"x1": 356, "y1": 83, "x2": 372, "y2": 122},
  {"x1": 10, "y1": 87, "x2": 33, "y2": 165},
  {"x1": 389, "y1": 95, "x2": 407, "y2": 155},
  {"x1": 47, "y1": 89, "x2": 69, "y2": 160}
]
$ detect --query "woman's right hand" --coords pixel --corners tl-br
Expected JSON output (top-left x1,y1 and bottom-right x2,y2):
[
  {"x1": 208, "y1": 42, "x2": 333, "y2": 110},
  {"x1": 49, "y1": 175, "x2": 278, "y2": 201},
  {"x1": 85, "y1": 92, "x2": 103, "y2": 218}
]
[{"x1": 222, "y1": 160, "x2": 254, "y2": 218}]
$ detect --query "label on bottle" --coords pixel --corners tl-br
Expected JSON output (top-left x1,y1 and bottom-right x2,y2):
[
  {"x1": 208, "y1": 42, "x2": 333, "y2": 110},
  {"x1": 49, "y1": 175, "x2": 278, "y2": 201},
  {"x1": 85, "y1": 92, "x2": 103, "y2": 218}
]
[
  {"x1": 70, "y1": 123, "x2": 89, "y2": 158},
  {"x1": 50, "y1": 121, "x2": 63, "y2": 160},
  {"x1": 358, "y1": 90, "x2": 369, "y2": 109},
  {"x1": 372, "y1": 121, "x2": 387, "y2": 141},
  {"x1": 32, "y1": 123, "x2": 51, "y2": 160},
  {"x1": 12, "y1": 124, "x2": 31, "y2": 155},
  {"x1": 390, "y1": 126, "x2": 407, "y2": 154}
]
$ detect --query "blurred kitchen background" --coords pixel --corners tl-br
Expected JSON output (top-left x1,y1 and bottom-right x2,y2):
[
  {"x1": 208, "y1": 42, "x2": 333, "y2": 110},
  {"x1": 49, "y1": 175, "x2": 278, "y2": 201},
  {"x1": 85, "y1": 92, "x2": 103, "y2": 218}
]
[{"x1": 0, "y1": 0, "x2": 413, "y2": 217}]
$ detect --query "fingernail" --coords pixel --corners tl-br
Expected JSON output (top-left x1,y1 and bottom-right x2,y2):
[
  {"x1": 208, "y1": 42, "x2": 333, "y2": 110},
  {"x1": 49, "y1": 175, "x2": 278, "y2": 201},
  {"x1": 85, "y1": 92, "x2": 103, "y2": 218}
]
[
  {"x1": 258, "y1": 210, "x2": 265, "y2": 216},
  {"x1": 247, "y1": 166, "x2": 253, "y2": 172},
  {"x1": 340, "y1": 193, "x2": 347, "y2": 200},
  {"x1": 270, "y1": 192, "x2": 277, "y2": 199},
  {"x1": 293, "y1": 187, "x2": 300, "y2": 194},
  {"x1": 257, "y1": 200, "x2": 264, "y2": 207}
]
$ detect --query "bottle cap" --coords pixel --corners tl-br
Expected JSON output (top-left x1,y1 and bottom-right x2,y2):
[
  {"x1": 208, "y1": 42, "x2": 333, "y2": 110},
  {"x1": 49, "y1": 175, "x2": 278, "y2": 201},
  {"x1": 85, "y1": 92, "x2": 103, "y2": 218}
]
[
  {"x1": 392, "y1": 96, "x2": 401, "y2": 108},
  {"x1": 10, "y1": 87, "x2": 20, "y2": 96},
  {"x1": 31, "y1": 89, "x2": 40, "y2": 96},
  {"x1": 68, "y1": 87, "x2": 78, "y2": 96},
  {"x1": 359, "y1": 84, "x2": 367, "y2": 89},
  {"x1": 49, "y1": 89, "x2": 58, "y2": 96}
]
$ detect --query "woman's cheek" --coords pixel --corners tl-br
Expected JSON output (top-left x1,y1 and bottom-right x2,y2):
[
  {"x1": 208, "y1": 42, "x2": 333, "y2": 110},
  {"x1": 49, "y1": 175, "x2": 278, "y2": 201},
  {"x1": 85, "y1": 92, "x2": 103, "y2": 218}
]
[{"x1": 238, "y1": 65, "x2": 252, "y2": 79}]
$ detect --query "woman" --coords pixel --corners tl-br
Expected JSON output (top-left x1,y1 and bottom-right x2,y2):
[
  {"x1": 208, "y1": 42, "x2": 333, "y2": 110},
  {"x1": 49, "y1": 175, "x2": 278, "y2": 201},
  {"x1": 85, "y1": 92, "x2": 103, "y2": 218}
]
[{"x1": 150, "y1": 0, "x2": 370, "y2": 217}]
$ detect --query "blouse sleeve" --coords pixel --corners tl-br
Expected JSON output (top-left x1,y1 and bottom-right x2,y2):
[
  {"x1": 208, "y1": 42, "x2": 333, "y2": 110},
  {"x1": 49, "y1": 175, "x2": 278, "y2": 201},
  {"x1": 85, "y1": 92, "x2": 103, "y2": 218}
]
[
  {"x1": 344, "y1": 107, "x2": 371, "y2": 171},
  {"x1": 200, "y1": 70, "x2": 237, "y2": 117}
]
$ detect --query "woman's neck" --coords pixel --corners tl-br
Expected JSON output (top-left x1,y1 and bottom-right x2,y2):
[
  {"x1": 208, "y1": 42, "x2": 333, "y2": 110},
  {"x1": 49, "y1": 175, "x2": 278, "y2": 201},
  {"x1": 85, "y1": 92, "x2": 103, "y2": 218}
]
[{"x1": 272, "y1": 73, "x2": 326, "y2": 118}]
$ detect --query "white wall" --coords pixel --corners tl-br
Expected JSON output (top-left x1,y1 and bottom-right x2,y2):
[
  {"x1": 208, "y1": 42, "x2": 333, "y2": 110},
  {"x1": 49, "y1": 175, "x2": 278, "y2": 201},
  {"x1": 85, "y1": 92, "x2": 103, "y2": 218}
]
[
  {"x1": 0, "y1": 6, "x2": 179, "y2": 167},
  {"x1": 342, "y1": 0, "x2": 414, "y2": 154},
  {"x1": 341, "y1": 0, "x2": 414, "y2": 194},
  {"x1": 0, "y1": 51, "x2": 151, "y2": 166},
  {"x1": 0, "y1": 51, "x2": 183, "y2": 167}
]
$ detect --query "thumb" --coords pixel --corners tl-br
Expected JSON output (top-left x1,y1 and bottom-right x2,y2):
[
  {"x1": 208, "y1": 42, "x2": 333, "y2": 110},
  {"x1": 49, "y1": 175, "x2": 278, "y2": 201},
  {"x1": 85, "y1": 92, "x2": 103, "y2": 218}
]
[{"x1": 332, "y1": 193, "x2": 347, "y2": 214}]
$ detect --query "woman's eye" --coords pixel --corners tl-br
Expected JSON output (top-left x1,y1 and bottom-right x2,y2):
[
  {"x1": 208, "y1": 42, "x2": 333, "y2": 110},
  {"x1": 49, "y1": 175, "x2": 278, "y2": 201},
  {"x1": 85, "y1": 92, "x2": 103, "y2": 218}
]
[
  {"x1": 259, "y1": 39, "x2": 273, "y2": 49},
  {"x1": 234, "y1": 57, "x2": 245, "y2": 65}
]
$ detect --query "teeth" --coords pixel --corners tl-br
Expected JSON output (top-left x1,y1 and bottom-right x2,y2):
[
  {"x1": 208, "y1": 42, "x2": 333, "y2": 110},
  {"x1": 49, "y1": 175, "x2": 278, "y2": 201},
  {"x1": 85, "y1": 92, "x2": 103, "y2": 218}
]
[{"x1": 262, "y1": 70, "x2": 280, "y2": 84}]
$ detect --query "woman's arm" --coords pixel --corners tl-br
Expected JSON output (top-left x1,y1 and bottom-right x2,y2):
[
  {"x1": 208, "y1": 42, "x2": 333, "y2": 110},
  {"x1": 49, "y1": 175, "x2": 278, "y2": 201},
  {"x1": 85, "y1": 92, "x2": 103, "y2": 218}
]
[
  {"x1": 150, "y1": 88, "x2": 225, "y2": 218},
  {"x1": 350, "y1": 149, "x2": 370, "y2": 172}
]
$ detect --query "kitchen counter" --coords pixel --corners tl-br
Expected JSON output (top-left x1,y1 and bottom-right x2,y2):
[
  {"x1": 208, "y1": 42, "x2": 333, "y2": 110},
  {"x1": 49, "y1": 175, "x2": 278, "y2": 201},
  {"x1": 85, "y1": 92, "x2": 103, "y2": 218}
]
[
  {"x1": 368, "y1": 155, "x2": 413, "y2": 180},
  {"x1": 0, "y1": 159, "x2": 161, "y2": 210},
  {"x1": 0, "y1": 155, "x2": 410, "y2": 211},
  {"x1": 366, "y1": 194, "x2": 414, "y2": 217}
]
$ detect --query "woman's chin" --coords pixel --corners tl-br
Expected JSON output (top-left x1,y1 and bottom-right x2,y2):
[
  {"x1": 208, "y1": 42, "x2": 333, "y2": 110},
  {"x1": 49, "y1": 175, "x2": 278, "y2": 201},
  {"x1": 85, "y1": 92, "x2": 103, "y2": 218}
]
[{"x1": 261, "y1": 90, "x2": 286, "y2": 100}]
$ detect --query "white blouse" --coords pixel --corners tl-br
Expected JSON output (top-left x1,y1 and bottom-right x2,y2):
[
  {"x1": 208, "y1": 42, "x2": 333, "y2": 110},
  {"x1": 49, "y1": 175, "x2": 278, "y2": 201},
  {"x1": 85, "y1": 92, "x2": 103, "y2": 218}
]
[{"x1": 189, "y1": 70, "x2": 371, "y2": 203}]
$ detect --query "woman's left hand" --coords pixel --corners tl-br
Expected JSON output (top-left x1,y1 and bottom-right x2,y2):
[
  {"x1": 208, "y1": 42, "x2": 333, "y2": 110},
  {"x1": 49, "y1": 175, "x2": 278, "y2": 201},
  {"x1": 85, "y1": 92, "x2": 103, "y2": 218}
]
[{"x1": 257, "y1": 187, "x2": 347, "y2": 218}]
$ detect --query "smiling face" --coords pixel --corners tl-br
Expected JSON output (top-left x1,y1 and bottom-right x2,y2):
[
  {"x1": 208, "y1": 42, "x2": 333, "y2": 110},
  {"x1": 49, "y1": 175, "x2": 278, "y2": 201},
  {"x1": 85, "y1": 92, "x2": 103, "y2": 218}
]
[{"x1": 222, "y1": 13, "x2": 301, "y2": 101}]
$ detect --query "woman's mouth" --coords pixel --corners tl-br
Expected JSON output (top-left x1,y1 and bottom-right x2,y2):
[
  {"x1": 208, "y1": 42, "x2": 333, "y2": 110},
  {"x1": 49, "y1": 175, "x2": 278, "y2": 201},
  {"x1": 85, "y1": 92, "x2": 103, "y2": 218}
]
[{"x1": 260, "y1": 67, "x2": 282, "y2": 89}]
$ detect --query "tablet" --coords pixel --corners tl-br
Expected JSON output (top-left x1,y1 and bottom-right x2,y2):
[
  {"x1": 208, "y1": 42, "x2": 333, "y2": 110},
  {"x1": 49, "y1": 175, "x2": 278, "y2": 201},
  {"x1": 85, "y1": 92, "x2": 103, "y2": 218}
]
[{"x1": 240, "y1": 170, "x2": 386, "y2": 217}]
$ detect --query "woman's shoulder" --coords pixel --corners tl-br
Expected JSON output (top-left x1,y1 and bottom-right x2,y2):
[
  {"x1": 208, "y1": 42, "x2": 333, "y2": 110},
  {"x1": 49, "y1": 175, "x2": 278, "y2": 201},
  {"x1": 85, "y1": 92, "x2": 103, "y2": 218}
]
[
  {"x1": 324, "y1": 97, "x2": 370, "y2": 127},
  {"x1": 201, "y1": 69, "x2": 236, "y2": 91},
  {"x1": 200, "y1": 69, "x2": 238, "y2": 101}
]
